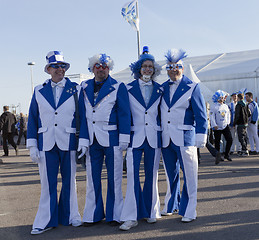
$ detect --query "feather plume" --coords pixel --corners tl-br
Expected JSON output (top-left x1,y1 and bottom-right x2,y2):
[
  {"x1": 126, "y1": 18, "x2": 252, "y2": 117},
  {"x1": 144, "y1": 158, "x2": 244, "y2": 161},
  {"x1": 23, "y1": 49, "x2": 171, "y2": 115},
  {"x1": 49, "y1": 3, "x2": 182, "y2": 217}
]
[{"x1": 165, "y1": 49, "x2": 187, "y2": 63}]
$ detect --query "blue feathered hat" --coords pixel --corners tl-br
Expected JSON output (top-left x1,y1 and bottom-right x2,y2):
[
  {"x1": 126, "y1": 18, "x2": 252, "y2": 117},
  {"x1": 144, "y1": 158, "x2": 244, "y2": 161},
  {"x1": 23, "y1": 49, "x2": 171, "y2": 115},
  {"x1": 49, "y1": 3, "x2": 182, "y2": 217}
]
[
  {"x1": 165, "y1": 49, "x2": 187, "y2": 64},
  {"x1": 130, "y1": 46, "x2": 161, "y2": 80},
  {"x1": 212, "y1": 90, "x2": 225, "y2": 103}
]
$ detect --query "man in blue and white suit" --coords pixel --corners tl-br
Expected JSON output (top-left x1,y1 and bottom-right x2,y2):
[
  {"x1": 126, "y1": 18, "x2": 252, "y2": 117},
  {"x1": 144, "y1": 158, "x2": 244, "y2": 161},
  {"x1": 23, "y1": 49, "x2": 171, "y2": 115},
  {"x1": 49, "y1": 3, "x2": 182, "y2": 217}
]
[
  {"x1": 27, "y1": 51, "x2": 89, "y2": 235},
  {"x1": 160, "y1": 49, "x2": 207, "y2": 223},
  {"x1": 120, "y1": 47, "x2": 163, "y2": 231},
  {"x1": 81, "y1": 54, "x2": 131, "y2": 225}
]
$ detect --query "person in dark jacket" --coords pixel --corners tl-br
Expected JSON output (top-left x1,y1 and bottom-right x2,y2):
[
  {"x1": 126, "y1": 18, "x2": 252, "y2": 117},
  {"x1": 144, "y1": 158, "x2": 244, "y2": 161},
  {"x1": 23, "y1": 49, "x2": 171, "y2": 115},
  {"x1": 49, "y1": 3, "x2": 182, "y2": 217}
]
[
  {"x1": 233, "y1": 93, "x2": 250, "y2": 156},
  {"x1": 16, "y1": 113, "x2": 27, "y2": 145},
  {"x1": 0, "y1": 106, "x2": 18, "y2": 156}
]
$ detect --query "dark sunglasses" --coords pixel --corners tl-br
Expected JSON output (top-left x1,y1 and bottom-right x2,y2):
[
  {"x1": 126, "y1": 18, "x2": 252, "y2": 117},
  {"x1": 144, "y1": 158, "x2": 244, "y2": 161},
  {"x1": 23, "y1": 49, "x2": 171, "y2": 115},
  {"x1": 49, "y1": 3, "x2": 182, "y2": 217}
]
[{"x1": 49, "y1": 63, "x2": 67, "y2": 69}]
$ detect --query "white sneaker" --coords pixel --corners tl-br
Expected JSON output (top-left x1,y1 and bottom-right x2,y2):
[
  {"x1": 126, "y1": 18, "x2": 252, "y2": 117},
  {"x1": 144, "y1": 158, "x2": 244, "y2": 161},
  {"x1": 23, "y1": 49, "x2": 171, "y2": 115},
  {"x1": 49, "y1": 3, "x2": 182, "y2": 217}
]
[
  {"x1": 181, "y1": 217, "x2": 195, "y2": 223},
  {"x1": 146, "y1": 218, "x2": 157, "y2": 223},
  {"x1": 72, "y1": 220, "x2": 82, "y2": 227},
  {"x1": 119, "y1": 220, "x2": 138, "y2": 231},
  {"x1": 31, "y1": 227, "x2": 53, "y2": 235}
]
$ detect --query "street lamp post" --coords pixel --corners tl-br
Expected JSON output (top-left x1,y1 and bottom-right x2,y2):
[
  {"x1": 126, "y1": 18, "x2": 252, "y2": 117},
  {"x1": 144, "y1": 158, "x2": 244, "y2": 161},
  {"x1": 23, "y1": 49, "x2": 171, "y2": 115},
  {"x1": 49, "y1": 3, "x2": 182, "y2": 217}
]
[{"x1": 28, "y1": 62, "x2": 35, "y2": 95}]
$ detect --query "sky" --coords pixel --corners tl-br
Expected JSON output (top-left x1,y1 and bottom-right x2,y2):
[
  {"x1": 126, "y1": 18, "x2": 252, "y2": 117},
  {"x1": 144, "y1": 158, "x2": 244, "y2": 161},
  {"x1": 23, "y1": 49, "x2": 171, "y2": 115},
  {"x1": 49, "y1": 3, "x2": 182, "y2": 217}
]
[{"x1": 1, "y1": 0, "x2": 259, "y2": 114}]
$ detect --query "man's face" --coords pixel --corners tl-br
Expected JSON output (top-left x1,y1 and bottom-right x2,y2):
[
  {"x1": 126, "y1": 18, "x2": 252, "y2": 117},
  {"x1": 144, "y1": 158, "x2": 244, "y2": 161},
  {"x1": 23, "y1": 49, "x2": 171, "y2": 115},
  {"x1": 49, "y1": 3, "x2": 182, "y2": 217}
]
[
  {"x1": 167, "y1": 61, "x2": 183, "y2": 81},
  {"x1": 140, "y1": 60, "x2": 154, "y2": 78},
  {"x1": 232, "y1": 94, "x2": 237, "y2": 102},
  {"x1": 245, "y1": 94, "x2": 251, "y2": 102},
  {"x1": 47, "y1": 63, "x2": 66, "y2": 82},
  {"x1": 93, "y1": 63, "x2": 109, "y2": 82}
]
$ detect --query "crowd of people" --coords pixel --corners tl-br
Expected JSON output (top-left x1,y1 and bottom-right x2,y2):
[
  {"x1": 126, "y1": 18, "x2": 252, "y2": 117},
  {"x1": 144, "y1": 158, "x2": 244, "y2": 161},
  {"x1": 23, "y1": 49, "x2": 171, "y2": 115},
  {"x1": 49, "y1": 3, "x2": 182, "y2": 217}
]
[
  {"x1": 208, "y1": 89, "x2": 259, "y2": 165},
  {"x1": 1, "y1": 47, "x2": 256, "y2": 235},
  {"x1": 0, "y1": 108, "x2": 27, "y2": 156},
  {"x1": 23, "y1": 48, "x2": 208, "y2": 235}
]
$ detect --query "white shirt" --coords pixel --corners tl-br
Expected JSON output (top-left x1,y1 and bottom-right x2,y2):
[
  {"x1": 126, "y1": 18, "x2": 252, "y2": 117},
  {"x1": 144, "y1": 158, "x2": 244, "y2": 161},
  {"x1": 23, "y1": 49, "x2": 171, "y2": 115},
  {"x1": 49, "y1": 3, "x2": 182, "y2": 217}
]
[
  {"x1": 169, "y1": 77, "x2": 181, "y2": 101},
  {"x1": 51, "y1": 78, "x2": 66, "y2": 106},
  {"x1": 138, "y1": 79, "x2": 153, "y2": 106}
]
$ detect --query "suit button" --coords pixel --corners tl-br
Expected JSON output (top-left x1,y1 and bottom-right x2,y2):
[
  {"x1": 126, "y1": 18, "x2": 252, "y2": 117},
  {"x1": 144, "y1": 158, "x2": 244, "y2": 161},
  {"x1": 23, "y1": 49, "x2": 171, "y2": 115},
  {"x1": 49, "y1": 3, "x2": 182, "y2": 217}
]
[
  {"x1": 93, "y1": 121, "x2": 95, "y2": 124},
  {"x1": 93, "y1": 110, "x2": 95, "y2": 113},
  {"x1": 145, "y1": 112, "x2": 147, "y2": 114},
  {"x1": 55, "y1": 112, "x2": 58, "y2": 115},
  {"x1": 168, "y1": 121, "x2": 170, "y2": 124},
  {"x1": 145, "y1": 123, "x2": 148, "y2": 125},
  {"x1": 168, "y1": 110, "x2": 170, "y2": 112},
  {"x1": 55, "y1": 124, "x2": 57, "y2": 126}
]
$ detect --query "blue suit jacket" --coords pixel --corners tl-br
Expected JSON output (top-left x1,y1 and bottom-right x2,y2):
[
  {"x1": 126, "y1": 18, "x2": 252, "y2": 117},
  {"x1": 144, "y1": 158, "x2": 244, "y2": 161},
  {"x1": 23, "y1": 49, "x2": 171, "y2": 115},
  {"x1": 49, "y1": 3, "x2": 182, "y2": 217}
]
[
  {"x1": 127, "y1": 79, "x2": 163, "y2": 148},
  {"x1": 27, "y1": 78, "x2": 89, "y2": 151},
  {"x1": 81, "y1": 76, "x2": 131, "y2": 147},
  {"x1": 160, "y1": 75, "x2": 207, "y2": 147}
]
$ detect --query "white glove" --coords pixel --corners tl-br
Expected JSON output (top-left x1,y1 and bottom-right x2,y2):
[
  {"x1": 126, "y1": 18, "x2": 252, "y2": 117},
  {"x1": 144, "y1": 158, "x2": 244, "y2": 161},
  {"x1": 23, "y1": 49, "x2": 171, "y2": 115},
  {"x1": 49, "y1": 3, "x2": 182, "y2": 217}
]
[
  {"x1": 196, "y1": 140, "x2": 206, "y2": 148},
  {"x1": 30, "y1": 147, "x2": 40, "y2": 163},
  {"x1": 77, "y1": 146, "x2": 87, "y2": 159},
  {"x1": 119, "y1": 142, "x2": 129, "y2": 151}
]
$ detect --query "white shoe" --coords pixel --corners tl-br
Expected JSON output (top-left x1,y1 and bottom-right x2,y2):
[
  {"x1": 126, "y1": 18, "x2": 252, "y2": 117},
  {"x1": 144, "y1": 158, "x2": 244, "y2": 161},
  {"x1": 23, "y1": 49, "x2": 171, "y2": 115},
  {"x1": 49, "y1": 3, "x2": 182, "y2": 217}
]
[
  {"x1": 146, "y1": 218, "x2": 157, "y2": 223},
  {"x1": 72, "y1": 220, "x2": 82, "y2": 227},
  {"x1": 119, "y1": 220, "x2": 138, "y2": 231},
  {"x1": 181, "y1": 217, "x2": 195, "y2": 223},
  {"x1": 31, "y1": 227, "x2": 53, "y2": 235}
]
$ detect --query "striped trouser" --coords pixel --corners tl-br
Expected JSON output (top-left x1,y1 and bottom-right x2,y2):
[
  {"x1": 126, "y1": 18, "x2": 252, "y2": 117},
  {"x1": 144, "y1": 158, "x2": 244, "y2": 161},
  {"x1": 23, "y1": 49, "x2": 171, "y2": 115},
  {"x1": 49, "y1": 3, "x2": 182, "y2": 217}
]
[
  {"x1": 83, "y1": 140, "x2": 123, "y2": 223},
  {"x1": 120, "y1": 139, "x2": 161, "y2": 221},
  {"x1": 162, "y1": 141, "x2": 198, "y2": 219},
  {"x1": 33, "y1": 145, "x2": 81, "y2": 230}
]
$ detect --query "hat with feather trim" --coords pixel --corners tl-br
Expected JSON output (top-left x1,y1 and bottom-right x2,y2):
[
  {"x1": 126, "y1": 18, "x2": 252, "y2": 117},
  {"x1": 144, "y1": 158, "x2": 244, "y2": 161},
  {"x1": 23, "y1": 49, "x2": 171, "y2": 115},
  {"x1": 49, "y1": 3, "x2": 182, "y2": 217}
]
[
  {"x1": 88, "y1": 53, "x2": 114, "y2": 73},
  {"x1": 164, "y1": 49, "x2": 187, "y2": 66},
  {"x1": 130, "y1": 46, "x2": 161, "y2": 80},
  {"x1": 212, "y1": 90, "x2": 225, "y2": 103}
]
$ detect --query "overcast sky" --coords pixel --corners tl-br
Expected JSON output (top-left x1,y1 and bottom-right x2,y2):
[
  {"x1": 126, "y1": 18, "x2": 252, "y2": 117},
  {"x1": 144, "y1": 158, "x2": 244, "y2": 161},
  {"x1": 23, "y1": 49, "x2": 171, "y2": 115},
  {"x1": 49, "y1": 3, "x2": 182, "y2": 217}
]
[{"x1": 1, "y1": 0, "x2": 259, "y2": 114}]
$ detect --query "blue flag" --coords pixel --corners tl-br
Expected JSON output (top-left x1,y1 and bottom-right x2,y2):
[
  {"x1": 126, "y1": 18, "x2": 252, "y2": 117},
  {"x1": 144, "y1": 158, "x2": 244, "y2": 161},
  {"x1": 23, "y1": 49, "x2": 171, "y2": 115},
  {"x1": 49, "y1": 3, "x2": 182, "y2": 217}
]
[{"x1": 121, "y1": 0, "x2": 139, "y2": 31}]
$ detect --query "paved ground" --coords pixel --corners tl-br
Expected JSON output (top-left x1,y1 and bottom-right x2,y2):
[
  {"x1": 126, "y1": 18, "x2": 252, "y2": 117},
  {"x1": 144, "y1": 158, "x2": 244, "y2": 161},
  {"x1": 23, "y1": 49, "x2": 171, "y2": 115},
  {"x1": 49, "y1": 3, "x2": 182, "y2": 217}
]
[{"x1": 0, "y1": 144, "x2": 259, "y2": 240}]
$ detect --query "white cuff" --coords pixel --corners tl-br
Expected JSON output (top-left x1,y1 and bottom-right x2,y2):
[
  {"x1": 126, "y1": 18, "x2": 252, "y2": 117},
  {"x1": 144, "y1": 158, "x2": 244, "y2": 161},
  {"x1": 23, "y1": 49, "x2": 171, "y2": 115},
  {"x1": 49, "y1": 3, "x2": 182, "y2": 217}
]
[
  {"x1": 26, "y1": 139, "x2": 38, "y2": 149},
  {"x1": 119, "y1": 134, "x2": 130, "y2": 144},
  {"x1": 79, "y1": 138, "x2": 89, "y2": 148}
]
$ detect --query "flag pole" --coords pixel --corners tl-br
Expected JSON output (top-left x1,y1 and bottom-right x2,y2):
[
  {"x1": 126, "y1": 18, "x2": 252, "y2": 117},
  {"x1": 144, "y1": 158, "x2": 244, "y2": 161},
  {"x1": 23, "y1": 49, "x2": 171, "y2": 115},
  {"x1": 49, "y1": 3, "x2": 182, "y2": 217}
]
[{"x1": 136, "y1": 0, "x2": 141, "y2": 58}]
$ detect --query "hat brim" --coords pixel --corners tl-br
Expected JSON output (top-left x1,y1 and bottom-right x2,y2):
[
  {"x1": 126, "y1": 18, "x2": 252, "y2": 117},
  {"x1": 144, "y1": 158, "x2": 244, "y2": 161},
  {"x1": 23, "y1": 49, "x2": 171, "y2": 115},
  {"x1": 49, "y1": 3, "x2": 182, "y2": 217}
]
[{"x1": 44, "y1": 61, "x2": 70, "y2": 73}]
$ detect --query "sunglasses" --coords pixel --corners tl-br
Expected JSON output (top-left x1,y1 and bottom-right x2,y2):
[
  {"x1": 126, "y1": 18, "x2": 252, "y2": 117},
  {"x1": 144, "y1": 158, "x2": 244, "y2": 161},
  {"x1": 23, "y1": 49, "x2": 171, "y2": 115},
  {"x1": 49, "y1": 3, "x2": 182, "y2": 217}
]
[
  {"x1": 166, "y1": 64, "x2": 183, "y2": 70},
  {"x1": 94, "y1": 63, "x2": 109, "y2": 70},
  {"x1": 49, "y1": 63, "x2": 67, "y2": 69}
]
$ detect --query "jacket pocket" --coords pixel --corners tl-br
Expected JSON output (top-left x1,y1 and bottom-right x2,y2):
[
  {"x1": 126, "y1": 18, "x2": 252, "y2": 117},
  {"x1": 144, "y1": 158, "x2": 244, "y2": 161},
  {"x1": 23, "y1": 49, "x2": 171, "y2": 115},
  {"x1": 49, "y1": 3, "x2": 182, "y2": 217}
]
[
  {"x1": 102, "y1": 125, "x2": 117, "y2": 131},
  {"x1": 65, "y1": 127, "x2": 77, "y2": 133},
  {"x1": 177, "y1": 125, "x2": 194, "y2": 131}
]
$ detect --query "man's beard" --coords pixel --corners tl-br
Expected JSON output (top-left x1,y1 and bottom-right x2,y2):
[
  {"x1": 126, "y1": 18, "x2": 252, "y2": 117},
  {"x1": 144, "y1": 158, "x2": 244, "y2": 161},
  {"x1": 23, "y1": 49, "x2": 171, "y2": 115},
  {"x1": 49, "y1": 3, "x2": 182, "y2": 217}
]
[{"x1": 142, "y1": 75, "x2": 151, "y2": 82}]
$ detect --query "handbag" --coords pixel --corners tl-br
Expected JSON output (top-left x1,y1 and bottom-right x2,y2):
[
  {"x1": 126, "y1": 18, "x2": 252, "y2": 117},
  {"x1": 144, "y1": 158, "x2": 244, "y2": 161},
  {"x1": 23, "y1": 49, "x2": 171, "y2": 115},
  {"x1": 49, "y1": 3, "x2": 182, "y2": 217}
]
[{"x1": 73, "y1": 87, "x2": 86, "y2": 168}]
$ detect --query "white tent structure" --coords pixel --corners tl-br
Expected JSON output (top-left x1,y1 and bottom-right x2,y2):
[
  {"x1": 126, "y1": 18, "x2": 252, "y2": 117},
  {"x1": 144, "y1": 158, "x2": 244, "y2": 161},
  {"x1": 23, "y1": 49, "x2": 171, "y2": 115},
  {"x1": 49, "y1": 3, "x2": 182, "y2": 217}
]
[{"x1": 112, "y1": 49, "x2": 259, "y2": 102}]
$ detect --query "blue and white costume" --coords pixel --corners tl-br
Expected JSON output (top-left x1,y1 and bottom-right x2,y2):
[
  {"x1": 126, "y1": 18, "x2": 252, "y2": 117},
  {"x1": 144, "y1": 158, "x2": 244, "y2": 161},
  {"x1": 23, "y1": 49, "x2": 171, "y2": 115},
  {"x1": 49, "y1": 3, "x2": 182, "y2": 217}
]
[
  {"x1": 160, "y1": 49, "x2": 207, "y2": 220},
  {"x1": 27, "y1": 77, "x2": 89, "y2": 229},
  {"x1": 247, "y1": 100, "x2": 259, "y2": 152},
  {"x1": 81, "y1": 56, "x2": 131, "y2": 223},
  {"x1": 120, "y1": 74, "x2": 163, "y2": 221}
]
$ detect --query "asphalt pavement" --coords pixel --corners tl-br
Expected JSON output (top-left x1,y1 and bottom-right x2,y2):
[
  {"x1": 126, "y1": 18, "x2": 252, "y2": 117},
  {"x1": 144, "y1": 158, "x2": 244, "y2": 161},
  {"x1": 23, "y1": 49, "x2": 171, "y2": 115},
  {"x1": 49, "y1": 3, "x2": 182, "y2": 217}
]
[{"x1": 1, "y1": 144, "x2": 259, "y2": 240}]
